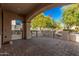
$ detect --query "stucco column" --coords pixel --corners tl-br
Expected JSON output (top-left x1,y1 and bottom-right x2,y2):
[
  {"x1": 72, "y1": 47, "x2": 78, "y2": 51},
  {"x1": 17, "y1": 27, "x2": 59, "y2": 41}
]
[
  {"x1": 26, "y1": 22, "x2": 31, "y2": 39},
  {"x1": 22, "y1": 20, "x2": 26, "y2": 39}
]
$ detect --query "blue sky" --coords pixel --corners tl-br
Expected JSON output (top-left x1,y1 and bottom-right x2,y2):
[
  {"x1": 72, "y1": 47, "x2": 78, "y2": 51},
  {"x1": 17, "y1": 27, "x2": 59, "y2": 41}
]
[{"x1": 43, "y1": 6, "x2": 63, "y2": 22}]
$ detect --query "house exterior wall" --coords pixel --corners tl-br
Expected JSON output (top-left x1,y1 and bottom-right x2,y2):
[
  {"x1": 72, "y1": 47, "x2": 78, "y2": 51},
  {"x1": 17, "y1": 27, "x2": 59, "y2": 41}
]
[
  {"x1": 3, "y1": 10, "x2": 23, "y2": 43},
  {"x1": 0, "y1": 8, "x2": 2, "y2": 48}
]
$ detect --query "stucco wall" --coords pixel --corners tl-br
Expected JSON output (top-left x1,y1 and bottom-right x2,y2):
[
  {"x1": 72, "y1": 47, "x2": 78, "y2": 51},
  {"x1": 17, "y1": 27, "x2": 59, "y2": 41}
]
[
  {"x1": 0, "y1": 8, "x2": 2, "y2": 47},
  {"x1": 3, "y1": 10, "x2": 23, "y2": 43}
]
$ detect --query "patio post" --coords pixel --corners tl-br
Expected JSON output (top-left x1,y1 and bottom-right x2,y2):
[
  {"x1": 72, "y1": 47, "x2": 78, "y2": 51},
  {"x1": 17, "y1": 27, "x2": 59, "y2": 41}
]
[{"x1": 26, "y1": 22, "x2": 32, "y2": 39}]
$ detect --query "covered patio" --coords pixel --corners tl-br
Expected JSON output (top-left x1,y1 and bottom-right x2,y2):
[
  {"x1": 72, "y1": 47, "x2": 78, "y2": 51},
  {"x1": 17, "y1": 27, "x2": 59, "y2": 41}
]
[
  {"x1": 0, "y1": 3, "x2": 68, "y2": 47},
  {"x1": 0, "y1": 3, "x2": 79, "y2": 56}
]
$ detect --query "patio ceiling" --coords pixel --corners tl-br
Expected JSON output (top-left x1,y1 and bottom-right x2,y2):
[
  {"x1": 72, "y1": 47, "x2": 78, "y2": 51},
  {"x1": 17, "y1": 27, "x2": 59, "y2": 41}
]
[{"x1": 0, "y1": 3, "x2": 70, "y2": 16}]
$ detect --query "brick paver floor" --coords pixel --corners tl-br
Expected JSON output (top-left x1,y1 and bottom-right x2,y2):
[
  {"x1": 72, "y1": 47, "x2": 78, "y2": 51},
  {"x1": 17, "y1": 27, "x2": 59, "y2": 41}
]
[{"x1": 0, "y1": 37, "x2": 79, "y2": 56}]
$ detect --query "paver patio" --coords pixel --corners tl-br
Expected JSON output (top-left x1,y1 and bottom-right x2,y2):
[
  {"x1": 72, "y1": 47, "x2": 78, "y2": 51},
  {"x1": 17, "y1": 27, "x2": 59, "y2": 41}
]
[{"x1": 0, "y1": 37, "x2": 79, "y2": 56}]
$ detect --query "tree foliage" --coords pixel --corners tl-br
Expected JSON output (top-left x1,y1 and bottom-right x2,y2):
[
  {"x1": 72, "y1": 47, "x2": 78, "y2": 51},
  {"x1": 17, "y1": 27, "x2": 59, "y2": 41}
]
[
  {"x1": 52, "y1": 21, "x2": 63, "y2": 30},
  {"x1": 31, "y1": 13, "x2": 54, "y2": 30},
  {"x1": 45, "y1": 16, "x2": 54, "y2": 28},
  {"x1": 62, "y1": 4, "x2": 79, "y2": 29}
]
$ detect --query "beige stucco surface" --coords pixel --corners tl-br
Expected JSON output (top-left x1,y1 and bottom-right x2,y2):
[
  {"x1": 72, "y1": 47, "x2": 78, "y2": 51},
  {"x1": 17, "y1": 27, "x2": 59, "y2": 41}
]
[
  {"x1": 3, "y1": 11, "x2": 23, "y2": 43},
  {"x1": 26, "y1": 23, "x2": 31, "y2": 39},
  {"x1": 0, "y1": 8, "x2": 2, "y2": 48}
]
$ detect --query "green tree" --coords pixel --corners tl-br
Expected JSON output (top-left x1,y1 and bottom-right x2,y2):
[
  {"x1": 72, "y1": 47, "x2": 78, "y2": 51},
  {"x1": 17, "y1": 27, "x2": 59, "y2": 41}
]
[
  {"x1": 45, "y1": 16, "x2": 54, "y2": 28},
  {"x1": 31, "y1": 13, "x2": 46, "y2": 30},
  {"x1": 52, "y1": 21, "x2": 63, "y2": 30},
  {"x1": 31, "y1": 13, "x2": 54, "y2": 30},
  {"x1": 62, "y1": 4, "x2": 79, "y2": 29}
]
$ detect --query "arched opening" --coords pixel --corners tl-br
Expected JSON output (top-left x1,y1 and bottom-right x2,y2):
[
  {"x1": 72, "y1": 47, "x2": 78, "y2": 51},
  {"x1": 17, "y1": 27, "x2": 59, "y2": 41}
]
[
  {"x1": 11, "y1": 19, "x2": 23, "y2": 40},
  {"x1": 26, "y1": 4, "x2": 69, "y2": 40},
  {"x1": 28, "y1": 4, "x2": 79, "y2": 42},
  {"x1": 28, "y1": 5, "x2": 64, "y2": 39}
]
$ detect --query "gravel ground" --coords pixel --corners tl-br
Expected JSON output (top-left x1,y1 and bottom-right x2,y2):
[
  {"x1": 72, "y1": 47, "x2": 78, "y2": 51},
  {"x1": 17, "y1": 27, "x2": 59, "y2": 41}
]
[{"x1": 0, "y1": 37, "x2": 79, "y2": 56}]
